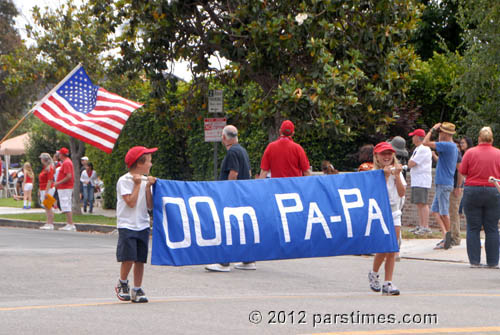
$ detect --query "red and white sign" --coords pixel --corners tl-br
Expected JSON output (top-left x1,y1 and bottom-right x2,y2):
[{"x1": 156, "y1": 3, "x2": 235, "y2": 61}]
[{"x1": 204, "y1": 118, "x2": 226, "y2": 142}]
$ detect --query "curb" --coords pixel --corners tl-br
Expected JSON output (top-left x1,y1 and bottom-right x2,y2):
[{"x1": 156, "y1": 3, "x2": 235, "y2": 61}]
[{"x1": 0, "y1": 218, "x2": 116, "y2": 233}]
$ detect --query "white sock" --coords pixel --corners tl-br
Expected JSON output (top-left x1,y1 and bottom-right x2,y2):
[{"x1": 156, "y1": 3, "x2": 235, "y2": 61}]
[
  {"x1": 371, "y1": 270, "x2": 378, "y2": 276},
  {"x1": 119, "y1": 279, "x2": 128, "y2": 284},
  {"x1": 24, "y1": 200, "x2": 27, "y2": 206},
  {"x1": 133, "y1": 287, "x2": 141, "y2": 291},
  {"x1": 383, "y1": 281, "x2": 392, "y2": 286}
]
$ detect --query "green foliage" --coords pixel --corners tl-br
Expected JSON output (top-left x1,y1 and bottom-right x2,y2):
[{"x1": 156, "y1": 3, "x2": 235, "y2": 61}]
[
  {"x1": 454, "y1": 0, "x2": 500, "y2": 140},
  {"x1": 409, "y1": 52, "x2": 463, "y2": 129},
  {"x1": 411, "y1": 0, "x2": 464, "y2": 60}
]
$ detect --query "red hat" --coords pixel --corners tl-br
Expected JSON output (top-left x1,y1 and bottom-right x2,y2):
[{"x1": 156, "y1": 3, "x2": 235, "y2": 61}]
[
  {"x1": 374, "y1": 142, "x2": 395, "y2": 154},
  {"x1": 59, "y1": 147, "x2": 70, "y2": 156},
  {"x1": 125, "y1": 146, "x2": 158, "y2": 168},
  {"x1": 409, "y1": 129, "x2": 425, "y2": 137},
  {"x1": 280, "y1": 120, "x2": 295, "y2": 136}
]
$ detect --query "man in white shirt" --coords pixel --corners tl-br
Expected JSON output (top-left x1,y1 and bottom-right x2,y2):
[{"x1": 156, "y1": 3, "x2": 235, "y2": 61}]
[{"x1": 407, "y1": 129, "x2": 432, "y2": 235}]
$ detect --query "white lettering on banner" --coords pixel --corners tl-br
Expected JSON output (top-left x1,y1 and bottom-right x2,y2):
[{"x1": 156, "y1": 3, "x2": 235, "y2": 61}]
[
  {"x1": 305, "y1": 202, "x2": 332, "y2": 240},
  {"x1": 162, "y1": 197, "x2": 192, "y2": 249},
  {"x1": 365, "y1": 198, "x2": 390, "y2": 236},
  {"x1": 338, "y1": 188, "x2": 364, "y2": 238},
  {"x1": 223, "y1": 207, "x2": 260, "y2": 245},
  {"x1": 189, "y1": 196, "x2": 222, "y2": 247},
  {"x1": 275, "y1": 193, "x2": 304, "y2": 243}
]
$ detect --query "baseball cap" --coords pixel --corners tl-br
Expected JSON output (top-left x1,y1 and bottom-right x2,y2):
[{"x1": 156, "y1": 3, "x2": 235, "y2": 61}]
[
  {"x1": 59, "y1": 147, "x2": 69, "y2": 156},
  {"x1": 408, "y1": 129, "x2": 425, "y2": 137},
  {"x1": 280, "y1": 120, "x2": 295, "y2": 136},
  {"x1": 81, "y1": 156, "x2": 89, "y2": 161},
  {"x1": 125, "y1": 146, "x2": 158, "y2": 168},
  {"x1": 373, "y1": 142, "x2": 395, "y2": 154}
]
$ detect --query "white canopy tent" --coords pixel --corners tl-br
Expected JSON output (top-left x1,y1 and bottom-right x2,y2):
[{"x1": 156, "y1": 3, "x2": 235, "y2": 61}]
[{"x1": 0, "y1": 133, "x2": 30, "y2": 197}]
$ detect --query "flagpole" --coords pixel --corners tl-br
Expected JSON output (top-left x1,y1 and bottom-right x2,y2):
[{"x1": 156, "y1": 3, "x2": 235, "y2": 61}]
[{"x1": 0, "y1": 63, "x2": 82, "y2": 146}]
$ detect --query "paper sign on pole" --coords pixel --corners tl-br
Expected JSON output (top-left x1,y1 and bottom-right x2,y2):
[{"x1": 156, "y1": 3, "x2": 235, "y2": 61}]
[
  {"x1": 208, "y1": 90, "x2": 223, "y2": 114},
  {"x1": 204, "y1": 118, "x2": 227, "y2": 142}
]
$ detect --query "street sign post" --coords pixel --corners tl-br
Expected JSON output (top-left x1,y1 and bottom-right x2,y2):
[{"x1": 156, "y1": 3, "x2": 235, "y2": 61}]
[{"x1": 208, "y1": 90, "x2": 223, "y2": 114}]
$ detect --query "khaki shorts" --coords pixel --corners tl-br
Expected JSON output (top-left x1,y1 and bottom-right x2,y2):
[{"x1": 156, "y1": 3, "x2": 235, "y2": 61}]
[{"x1": 58, "y1": 188, "x2": 73, "y2": 213}]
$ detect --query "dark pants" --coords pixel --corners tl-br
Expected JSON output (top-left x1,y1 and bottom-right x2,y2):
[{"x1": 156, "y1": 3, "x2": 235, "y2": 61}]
[{"x1": 463, "y1": 186, "x2": 500, "y2": 266}]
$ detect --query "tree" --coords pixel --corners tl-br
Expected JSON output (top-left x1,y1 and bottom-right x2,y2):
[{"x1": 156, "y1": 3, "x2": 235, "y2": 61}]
[
  {"x1": 0, "y1": 0, "x2": 25, "y2": 135},
  {"x1": 93, "y1": 0, "x2": 422, "y2": 148},
  {"x1": 1, "y1": 0, "x2": 144, "y2": 212},
  {"x1": 454, "y1": 0, "x2": 500, "y2": 140},
  {"x1": 411, "y1": 0, "x2": 464, "y2": 61}
]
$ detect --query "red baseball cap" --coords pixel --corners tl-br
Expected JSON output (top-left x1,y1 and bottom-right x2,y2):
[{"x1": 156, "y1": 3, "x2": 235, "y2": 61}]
[
  {"x1": 280, "y1": 120, "x2": 295, "y2": 136},
  {"x1": 409, "y1": 129, "x2": 425, "y2": 137},
  {"x1": 59, "y1": 147, "x2": 70, "y2": 156},
  {"x1": 374, "y1": 142, "x2": 395, "y2": 154},
  {"x1": 125, "y1": 146, "x2": 158, "y2": 168}
]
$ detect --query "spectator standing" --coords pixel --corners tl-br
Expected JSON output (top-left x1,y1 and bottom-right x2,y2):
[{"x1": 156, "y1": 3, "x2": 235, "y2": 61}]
[
  {"x1": 459, "y1": 127, "x2": 500, "y2": 268},
  {"x1": 206, "y1": 125, "x2": 254, "y2": 272},
  {"x1": 80, "y1": 156, "x2": 89, "y2": 200},
  {"x1": 54, "y1": 147, "x2": 76, "y2": 231},
  {"x1": 407, "y1": 129, "x2": 433, "y2": 235},
  {"x1": 22, "y1": 162, "x2": 34, "y2": 209},
  {"x1": 423, "y1": 122, "x2": 460, "y2": 250},
  {"x1": 357, "y1": 144, "x2": 374, "y2": 172},
  {"x1": 321, "y1": 160, "x2": 339, "y2": 174},
  {"x1": 39, "y1": 153, "x2": 56, "y2": 230},
  {"x1": 460, "y1": 137, "x2": 473, "y2": 155},
  {"x1": 80, "y1": 162, "x2": 98, "y2": 213},
  {"x1": 449, "y1": 143, "x2": 463, "y2": 246},
  {"x1": 389, "y1": 136, "x2": 409, "y2": 179},
  {"x1": 115, "y1": 146, "x2": 157, "y2": 303},
  {"x1": 368, "y1": 142, "x2": 406, "y2": 296},
  {"x1": 259, "y1": 120, "x2": 311, "y2": 178}
]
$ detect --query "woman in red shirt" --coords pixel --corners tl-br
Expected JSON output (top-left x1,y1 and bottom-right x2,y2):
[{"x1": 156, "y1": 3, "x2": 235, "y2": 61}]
[
  {"x1": 459, "y1": 127, "x2": 500, "y2": 268},
  {"x1": 22, "y1": 162, "x2": 34, "y2": 209},
  {"x1": 38, "y1": 153, "x2": 56, "y2": 230}
]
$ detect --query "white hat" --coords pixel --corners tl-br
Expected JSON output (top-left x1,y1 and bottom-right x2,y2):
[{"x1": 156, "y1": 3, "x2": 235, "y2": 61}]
[{"x1": 81, "y1": 156, "x2": 89, "y2": 161}]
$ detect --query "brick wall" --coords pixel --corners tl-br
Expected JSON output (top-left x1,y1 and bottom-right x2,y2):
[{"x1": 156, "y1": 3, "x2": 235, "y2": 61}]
[{"x1": 402, "y1": 168, "x2": 465, "y2": 229}]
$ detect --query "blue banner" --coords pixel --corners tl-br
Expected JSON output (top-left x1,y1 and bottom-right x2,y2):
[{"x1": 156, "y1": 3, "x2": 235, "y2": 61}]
[{"x1": 152, "y1": 170, "x2": 398, "y2": 266}]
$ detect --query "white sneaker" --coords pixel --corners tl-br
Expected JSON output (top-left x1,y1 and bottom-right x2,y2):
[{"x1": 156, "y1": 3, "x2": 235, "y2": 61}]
[
  {"x1": 59, "y1": 224, "x2": 76, "y2": 231},
  {"x1": 234, "y1": 262, "x2": 256, "y2": 270},
  {"x1": 205, "y1": 264, "x2": 230, "y2": 272},
  {"x1": 368, "y1": 270, "x2": 381, "y2": 292},
  {"x1": 39, "y1": 223, "x2": 54, "y2": 230}
]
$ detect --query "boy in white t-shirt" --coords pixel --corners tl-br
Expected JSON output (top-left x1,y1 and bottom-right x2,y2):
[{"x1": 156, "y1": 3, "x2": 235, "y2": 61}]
[{"x1": 115, "y1": 146, "x2": 157, "y2": 303}]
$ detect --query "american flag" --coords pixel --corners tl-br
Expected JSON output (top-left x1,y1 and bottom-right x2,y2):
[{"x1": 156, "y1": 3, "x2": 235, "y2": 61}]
[{"x1": 33, "y1": 65, "x2": 142, "y2": 153}]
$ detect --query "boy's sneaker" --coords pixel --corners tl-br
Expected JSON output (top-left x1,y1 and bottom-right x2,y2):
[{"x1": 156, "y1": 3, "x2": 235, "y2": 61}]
[
  {"x1": 368, "y1": 270, "x2": 381, "y2": 292},
  {"x1": 205, "y1": 264, "x2": 231, "y2": 272},
  {"x1": 131, "y1": 288, "x2": 148, "y2": 303},
  {"x1": 60, "y1": 224, "x2": 76, "y2": 231},
  {"x1": 39, "y1": 223, "x2": 54, "y2": 230},
  {"x1": 382, "y1": 282, "x2": 400, "y2": 296},
  {"x1": 115, "y1": 280, "x2": 131, "y2": 301},
  {"x1": 234, "y1": 262, "x2": 256, "y2": 270},
  {"x1": 409, "y1": 226, "x2": 420, "y2": 233}
]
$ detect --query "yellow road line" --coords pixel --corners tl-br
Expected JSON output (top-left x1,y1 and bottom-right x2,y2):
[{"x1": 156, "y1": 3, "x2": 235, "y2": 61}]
[
  {"x1": 1, "y1": 292, "x2": 500, "y2": 312},
  {"x1": 302, "y1": 327, "x2": 500, "y2": 335}
]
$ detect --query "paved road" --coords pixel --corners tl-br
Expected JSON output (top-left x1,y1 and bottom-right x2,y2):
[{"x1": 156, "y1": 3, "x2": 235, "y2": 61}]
[{"x1": 1, "y1": 227, "x2": 499, "y2": 335}]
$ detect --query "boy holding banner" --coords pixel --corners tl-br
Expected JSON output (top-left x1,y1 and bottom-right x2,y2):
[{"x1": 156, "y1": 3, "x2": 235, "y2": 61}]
[
  {"x1": 115, "y1": 146, "x2": 157, "y2": 303},
  {"x1": 368, "y1": 142, "x2": 406, "y2": 296}
]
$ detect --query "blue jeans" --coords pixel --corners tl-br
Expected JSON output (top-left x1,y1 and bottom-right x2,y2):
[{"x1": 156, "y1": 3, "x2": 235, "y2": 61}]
[
  {"x1": 431, "y1": 184, "x2": 453, "y2": 215},
  {"x1": 82, "y1": 184, "x2": 94, "y2": 212},
  {"x1": 463, "y1": 186, "x2": 500, "y2": 266}
]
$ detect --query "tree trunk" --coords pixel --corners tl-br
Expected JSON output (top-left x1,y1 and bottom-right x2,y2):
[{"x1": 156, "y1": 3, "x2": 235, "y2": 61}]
[{"x1": 69, "y1": 138, "x2": 85, "y2": 215}]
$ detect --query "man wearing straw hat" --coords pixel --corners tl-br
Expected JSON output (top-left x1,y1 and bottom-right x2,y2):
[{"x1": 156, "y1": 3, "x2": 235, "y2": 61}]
[{"x1": 423, "y1": 122, "x2": 461, "y2": 250}]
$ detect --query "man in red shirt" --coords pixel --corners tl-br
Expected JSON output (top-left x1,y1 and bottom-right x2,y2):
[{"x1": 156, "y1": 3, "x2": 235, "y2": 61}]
[
  {"x1": 259, "y1": 120, "x2": 311, "y2": 178},
  {"x1": 54, "y1": 147, "x2": 76, "y2": 231}
]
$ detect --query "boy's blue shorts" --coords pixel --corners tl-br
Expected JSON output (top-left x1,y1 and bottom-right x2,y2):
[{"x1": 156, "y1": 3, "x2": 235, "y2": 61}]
[{"x1": 116, "y1": 227, "x2": 150, "y2": 263}]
